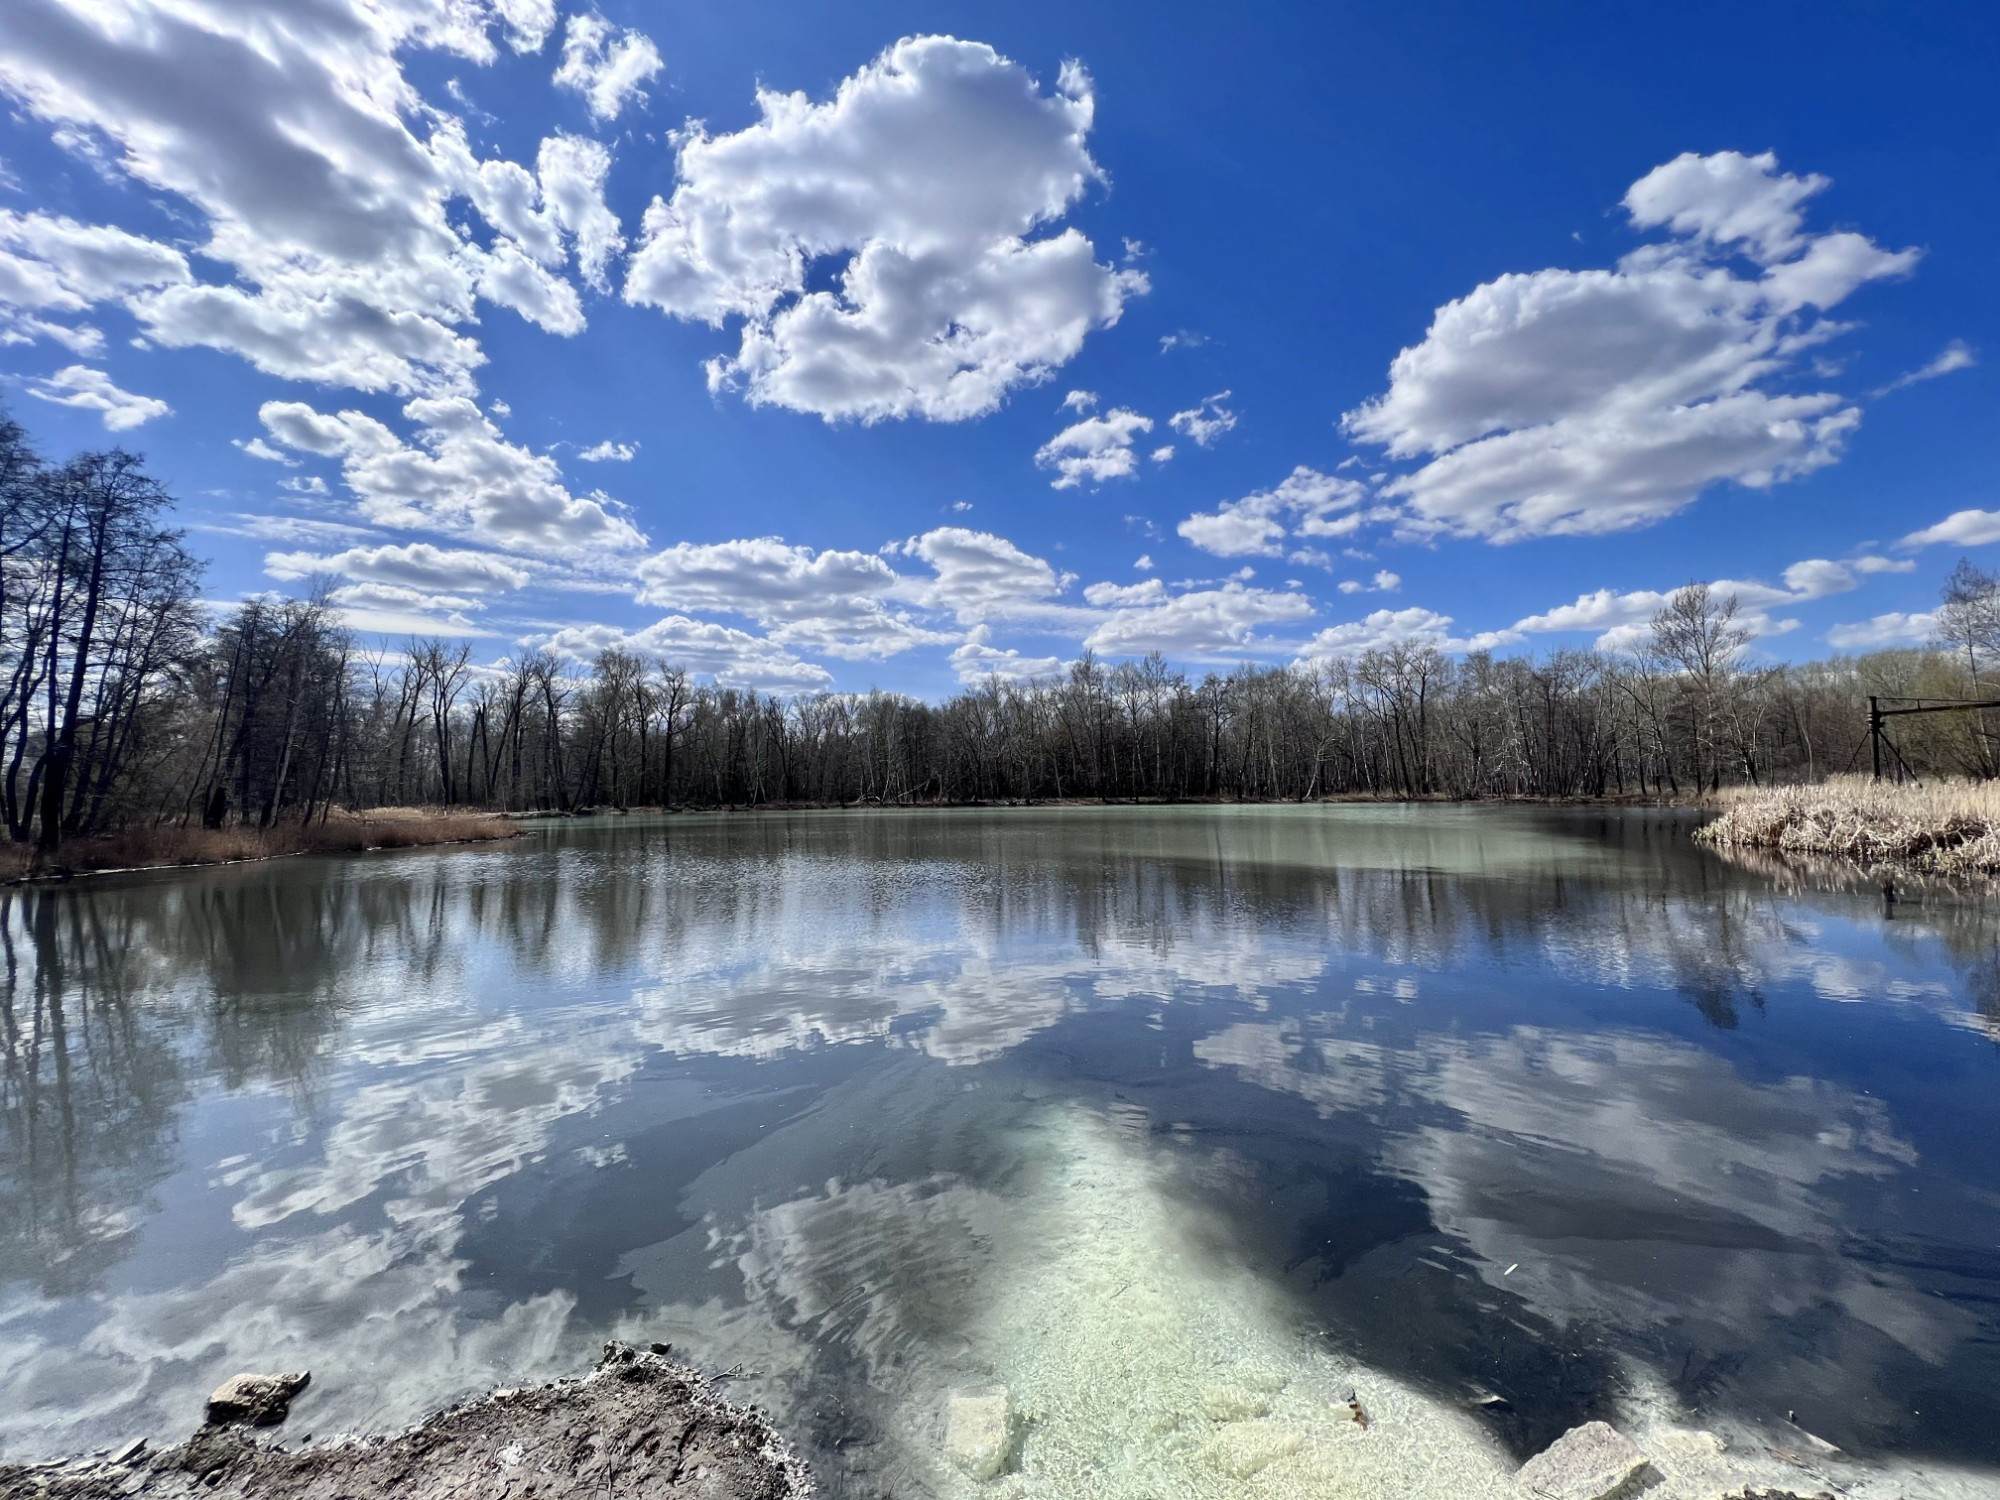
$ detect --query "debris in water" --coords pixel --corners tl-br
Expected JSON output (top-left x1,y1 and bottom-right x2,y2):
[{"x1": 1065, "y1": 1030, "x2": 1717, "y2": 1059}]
[
  {"x1": 1343, "y1": 1389, "x2": 1370, "y2": 1430},
  {"x1": 1503, "y1": 1263, "x2": 1519, "y2": 1276}
]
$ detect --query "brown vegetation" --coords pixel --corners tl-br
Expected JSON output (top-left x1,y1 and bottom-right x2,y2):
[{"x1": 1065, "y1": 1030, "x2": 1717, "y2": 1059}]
[
  {"x1": 0, "y1": 810, "x2": 517, "y2": 883},
  {"x1": 1696, "y1": 775, "x2": 2000, "y2": 875}
]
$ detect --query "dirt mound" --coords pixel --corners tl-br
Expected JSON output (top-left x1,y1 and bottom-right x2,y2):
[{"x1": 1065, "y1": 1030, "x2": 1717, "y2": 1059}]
[{"x1": 0, "y1": 1344, "x2": 812, "y2": 1500}]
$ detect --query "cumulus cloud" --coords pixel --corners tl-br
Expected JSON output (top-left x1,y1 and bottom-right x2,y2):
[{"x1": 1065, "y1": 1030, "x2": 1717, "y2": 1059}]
[
  {"x1": 1082, "y1": 581, "x2": 1311, "y2": 659},
  {"x1": 892, "y1": 526, "x2": 1079, "y2": 626},
  {"x1": 950, "y1": 630, "x2": 1064, "y2": 683},
  {"x1": 1343, "y1": 151, "x2": 1918, "y2": 542},
  {"x1": 623, "y1": 36, "x2": 1145, "y2": 422},
  {"x1": 1874, "y1": 340, "x2": 1975, "y2": 397},
  {"x1": 1168, "y1": 390, "x2": 1236, "y2": 447},
  {"x1": 1898, "y1": 509, "x2": 2000, "y2": 550},
  {"x1": 634, "y1": 536, "x2": 952, "y2": 659},
  {"x1": 0, "y1": 0, "x2": 622, "y2": 397},
  {"x1": 553, "y1": 12, "x2": 664, "y2": 122},
  {"x1": 0, "y1": 207, "x2": 189, "y2": 348},
  {"x1": 257, "y1": 397, "x2": 645, "y2": 555},
  {"x1": 1338, "y1": 570, "x2": 1401, "y2": 595},
  {"x1": 23, "y1": 363, "x2": 169, "y2": 429},
  {"x1": 1178, "y1": 466, "x2": 1370, "y2": 558},
  {"x1": 264, "y1": 542, "x2": 530, "y2": 593},
  {"x1": 577, "y1": 439, "x2": 636, "y2": 462},
  {"x1": 1034, "y1": 407, "x2": 1153, "y2": 489},
  {"x1": 1300, "y1": 606, "x2": 1520, "y2": 661},
  {"x1": 539, "y1": 615, "x2": 833, "y2": 693},
  {"x1": 1828, "y1": 612, "x2": 1939, "y2": 650},
  {"x1": 1509, "y1": 555, "x2": 1872, "y2": 651}
]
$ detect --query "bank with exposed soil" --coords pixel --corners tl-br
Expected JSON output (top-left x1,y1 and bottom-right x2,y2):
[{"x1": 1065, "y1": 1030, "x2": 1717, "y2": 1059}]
[{"x1": 0, "y1": 1344, "x2": 811, "y2": 1500}]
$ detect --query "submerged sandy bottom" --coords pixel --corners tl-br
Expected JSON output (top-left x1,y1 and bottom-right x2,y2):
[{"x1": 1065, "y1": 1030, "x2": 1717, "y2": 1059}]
[{"x1": 636, "y1": 1099, "x2": 1996, "y2": 1500}]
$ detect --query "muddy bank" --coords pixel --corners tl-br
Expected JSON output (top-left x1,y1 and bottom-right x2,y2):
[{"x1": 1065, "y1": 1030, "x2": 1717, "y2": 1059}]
[{"x1": 0, "y1": 1345, "x2": 812, "y2": 1500}]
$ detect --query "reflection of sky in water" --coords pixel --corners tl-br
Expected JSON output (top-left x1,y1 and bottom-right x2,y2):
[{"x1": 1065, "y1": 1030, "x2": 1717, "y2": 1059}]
[{"x1": 2, "y1": 807, "x2": 1999, "y2": 1494}]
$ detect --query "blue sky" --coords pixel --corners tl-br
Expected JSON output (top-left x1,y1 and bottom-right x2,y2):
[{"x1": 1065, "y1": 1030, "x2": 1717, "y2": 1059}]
[{"x1": 1, "y1": 0, "x2": 1993, "y2": 697}]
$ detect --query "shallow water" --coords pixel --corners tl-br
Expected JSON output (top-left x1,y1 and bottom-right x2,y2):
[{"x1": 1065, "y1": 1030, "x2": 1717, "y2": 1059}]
[{"x1": 3, "y1": 806, "x2": 1999, "y2": 1494}]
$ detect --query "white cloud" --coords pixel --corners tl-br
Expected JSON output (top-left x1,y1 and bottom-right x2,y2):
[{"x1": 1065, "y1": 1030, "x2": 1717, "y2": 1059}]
[
  {"x1": 1060, "y1": 389, "x2": 1097, "y2": 413},
  {"x1": 1898, "y1": 509, "x2": 2000, "y2": 550},
  {"x1": 1034, "y1": 407, "x2": 1153, "y2": 489},
  {"x1": 258, "y1": 397, "x2": 645, "y2": 555},
  {"x1": 536, "y1": 134, "x2": 624, "y2": 293},
  {"x1": 23, "y1": 363, "x2": 169, "y2": 429},
  {"x1": 553, "y1": 12, "x2": 664, "y2": 122},
  {"x1": 623, "y1": 36, "x2": 1145, "y2": 422},
  {"x1": 1133, "y1": 553, "x2": 1154, "y2": 571},
  {"x1": 200, "y1": 513, "x2": 376, "y2": 546},
  {"x1": 1337, "y1": 569, "x2": 1401, "y2": 595},
  {"x1": 540, "y1": 615, "x2": 833, "y2": 693},
  {"x1": 950, "y1": 630, "x2": 1063, "y2": 683},
  {"x1": 1168, "y1": 390, "x2": 1236, "y2": 447},
  {"x1": 0, "y1": 0, "x2": 619, "y2": 398},
  {"x1": 1509, "y1": 554, "x2": 1868, "y2": 651},
  {"x1": 264, "y1": 542, "x2": 530, "y2": 593},
  {"x1": 1828, "y1": 612, "x2": 1938, "y2": 650},
  {"x1": 1301, "y1": 606, "x2": 1519, "y2": 660},
  {"x1": 1623, "y1": 149, "x2": 1827, "y2": 262},
  {"x1": 893, "y1": 526, "x2": 1078, "y2": 625},
  {"x1": 1158, "y1": 329, "x2": 1207, "y2": 353},
  {"x1": 233, "y1": 435, "x2": 295, "y2": 464},
  {"x1": 1177, "y1": 466, "x2": 1369, "y2": 558},
  {"x1": 1874, "y1": 339, "x2": 1975, "y2": 397},
  {"x1": 577, "y1": 439, "x2": 636, "y2": 462},
  {"x1": 493, "y1": 0, "x2": 557, "y2": 53},
  {"x1": 1343, "y1": 151, "x2": 1918, "y2": 542},
  {"x1": 0, "y1": 207, "x2": 189, "y2": 348},
  {"x1": 1082, "y1": 581, "x2": 1311, "y2": 659}
]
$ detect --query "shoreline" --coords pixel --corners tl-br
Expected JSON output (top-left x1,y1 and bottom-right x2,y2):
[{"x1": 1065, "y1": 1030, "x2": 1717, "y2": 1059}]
[
  {"x1": 1696, "y1": 776, "x2": 2000, "y2": 877},
  {"x1": 0, "y1": 812, "x2": 520, "y2": 888},
  {"x1": 0, "y1": 1344, "x2": 812, "y2": 1500}
]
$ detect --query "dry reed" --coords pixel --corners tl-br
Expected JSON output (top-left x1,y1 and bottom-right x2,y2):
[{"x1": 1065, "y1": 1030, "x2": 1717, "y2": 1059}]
[
  {"x1": 0, "y1": 809, "x2": 517, "y2": 882},
  {"x1": 1696, "y1": 774, "x2": 2000, "y2": 875}
]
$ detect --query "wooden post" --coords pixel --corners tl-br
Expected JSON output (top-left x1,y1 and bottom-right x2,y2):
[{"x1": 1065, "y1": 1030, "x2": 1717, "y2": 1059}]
[{"x1": 1869, "y1": 696, "x2": 1882, "y2": 782}]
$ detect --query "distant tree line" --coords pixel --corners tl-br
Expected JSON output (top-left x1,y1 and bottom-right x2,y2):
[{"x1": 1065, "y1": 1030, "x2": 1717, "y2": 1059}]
[{"x1": 5, "y1": 404, "x2": 2000, "y2": 842}]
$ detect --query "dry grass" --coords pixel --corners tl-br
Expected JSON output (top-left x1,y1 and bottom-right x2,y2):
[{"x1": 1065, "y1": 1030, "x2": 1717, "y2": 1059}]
[
  {"x1": 1697, "y1": 774, "x2": 2000, "y2": 874},
  {"x1": 0, "y1": 808, "x2": 517, "y2": 882}
]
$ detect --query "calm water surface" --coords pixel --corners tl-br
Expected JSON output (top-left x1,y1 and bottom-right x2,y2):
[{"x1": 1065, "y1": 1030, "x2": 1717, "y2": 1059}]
[{"x1": 3, "y1": 806, "x2": 1998, "y2": 1492}]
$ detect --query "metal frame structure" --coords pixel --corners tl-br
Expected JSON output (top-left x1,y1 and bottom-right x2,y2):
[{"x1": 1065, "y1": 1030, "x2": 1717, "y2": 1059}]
[{"x1": 1866, "y1": 695, "x2": 2000, "y2": 782}]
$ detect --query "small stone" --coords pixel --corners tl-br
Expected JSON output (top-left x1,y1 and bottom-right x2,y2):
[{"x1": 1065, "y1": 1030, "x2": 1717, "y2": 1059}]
[
  {"x1": 944, "y1": 1389, "x2": 1017, "y2": 1480},
  {"x1": 1200, "y1": 1385, "x2": 1270, "y2": 1422},
  {"x1": 205, "y1": 1371, "x2": 311, "y2": 1427},
  {"x1": 1516, "y1": 1420, "x2": 1650, "y2": 1500}
]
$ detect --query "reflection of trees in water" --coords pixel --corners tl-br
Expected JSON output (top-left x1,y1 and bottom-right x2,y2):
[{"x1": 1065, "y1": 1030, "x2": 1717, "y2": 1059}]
[
  {"x1": 0, "y1": 890, "x2": 188, "y2": 1297},
  {"x1": 4, "y1": 809, "x2": 1988, "y2": 1313}
]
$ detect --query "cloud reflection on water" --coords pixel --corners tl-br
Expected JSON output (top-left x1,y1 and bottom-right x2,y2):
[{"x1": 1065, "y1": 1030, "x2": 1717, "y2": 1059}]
[{"x1": 0, "y1": 809, "x2": 1995, "y2": 1477}]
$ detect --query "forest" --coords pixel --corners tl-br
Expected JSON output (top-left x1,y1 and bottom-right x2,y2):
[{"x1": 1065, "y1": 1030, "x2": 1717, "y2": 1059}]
[{"x1": 5, "y1": 405, "x2": 1999, "y2": 848}]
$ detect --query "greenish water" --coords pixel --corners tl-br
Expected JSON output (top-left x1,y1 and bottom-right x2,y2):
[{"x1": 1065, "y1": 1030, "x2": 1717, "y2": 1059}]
[{"x1": 2, "y1": 806, "x2": 1998, "y2": 1495}]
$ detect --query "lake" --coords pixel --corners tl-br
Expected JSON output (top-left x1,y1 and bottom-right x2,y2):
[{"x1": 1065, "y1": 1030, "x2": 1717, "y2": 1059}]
[{"x1": 3, "y1": 805, "x2": 1998, "y2": 1497}]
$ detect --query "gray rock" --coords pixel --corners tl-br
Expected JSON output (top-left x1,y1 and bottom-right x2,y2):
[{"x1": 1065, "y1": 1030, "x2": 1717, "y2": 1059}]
[
  {"x1": 204, "y1": 1372, "x2": 310, "y2": 1427},
  {"x1": 1517, "y1": 1420, "x2": 1650, "y2": 1500},
  {"x1": 944, "y1": 1388, "x2": 1017, "y2": 1480}
]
